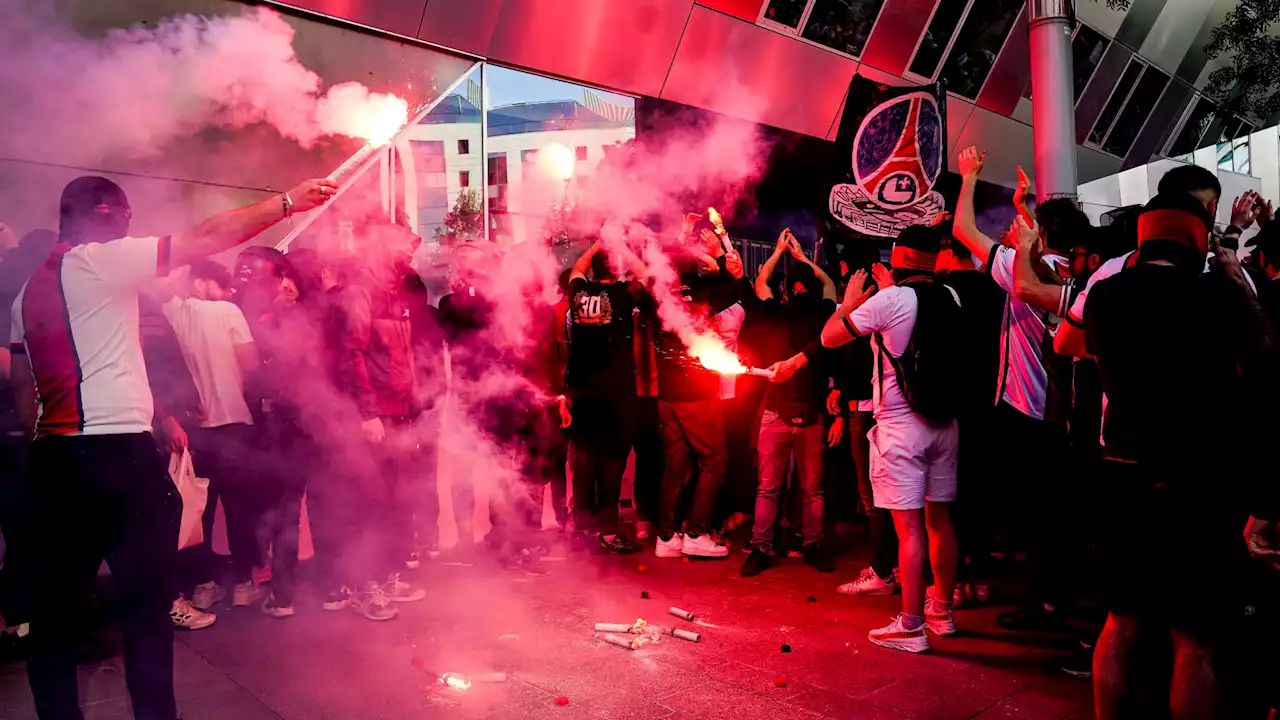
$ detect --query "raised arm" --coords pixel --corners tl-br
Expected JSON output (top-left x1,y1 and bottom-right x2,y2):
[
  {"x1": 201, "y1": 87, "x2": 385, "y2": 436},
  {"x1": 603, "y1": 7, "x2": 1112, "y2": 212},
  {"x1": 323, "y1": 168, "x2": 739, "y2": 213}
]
[
  {"x1": 1010, "y1": 217, "x2": 1069, "y2": 315},
  {"x1": 821, "y1": 269, "x2": 874, "y2": 349},
  {"x1": 755, "y1": 229, "x2": 792, "y2": 301},
  {"x1": 569, "y1": 241, "x2": 600, "y2": 282},
  {"x1": 954, "y1": 147, "x2": 997, "y2": 261},
  {"x1": 1012, "y1": 166, "x2": 1035, "y2": 228},
  {"x1": 789, "y1": 237, "x2": 837, "y2": 301},
  {"x1": 170, "y1": 179, "x2": 335, "y2": 268}
]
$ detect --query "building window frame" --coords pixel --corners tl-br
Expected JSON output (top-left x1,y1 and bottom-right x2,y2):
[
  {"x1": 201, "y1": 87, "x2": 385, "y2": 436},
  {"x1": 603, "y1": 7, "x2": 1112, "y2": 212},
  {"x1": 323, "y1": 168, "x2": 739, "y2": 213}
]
[
  {"x1": 755, "y1": 0, "x2": 890, "y2": 61},
  {"x1": 1068, "y1": 21, "x2": 1111, "y2": 107},
  {"x1": 459, "y1": 170, "x2": 470, "y2": 188},
  {"x1": 934, "y1": 0, "x2": 1027, "y2": 101},
  {"x1": 903, "y1": 0, "x2": 977, "y2": 84},
  {"x1": 1163, "y1": 93, "x2": 1217, "y2": 158},
  {"x1": 1084, "y1": 56, "x2": 1150, "y2": 158}
]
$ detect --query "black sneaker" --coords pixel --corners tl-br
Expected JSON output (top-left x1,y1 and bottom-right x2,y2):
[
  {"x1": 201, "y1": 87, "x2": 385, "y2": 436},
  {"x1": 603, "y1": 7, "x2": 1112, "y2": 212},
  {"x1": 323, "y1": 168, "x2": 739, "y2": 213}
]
[
  {"x1": 598, "y1": 534, "x2": 642, "y2": 555},
  {"x1": 321, "y1": 586, "x2": 352, "y2": 612},
  {"x1": 802, "y1": 543, "x2": 835, "y2": 573},
  {"x1": 998, "y1": 605, "x2": 1069, "y2": 634},
  {"x1": 741, "y1": 549, "x2": 771, "y2": 577}
]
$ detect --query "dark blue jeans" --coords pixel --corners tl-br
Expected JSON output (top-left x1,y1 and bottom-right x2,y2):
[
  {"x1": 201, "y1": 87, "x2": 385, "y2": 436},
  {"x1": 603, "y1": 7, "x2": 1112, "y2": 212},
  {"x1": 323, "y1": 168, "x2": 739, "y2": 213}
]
[{"x1": 751, "y1": 412, "x2": 825, "y2": 552}]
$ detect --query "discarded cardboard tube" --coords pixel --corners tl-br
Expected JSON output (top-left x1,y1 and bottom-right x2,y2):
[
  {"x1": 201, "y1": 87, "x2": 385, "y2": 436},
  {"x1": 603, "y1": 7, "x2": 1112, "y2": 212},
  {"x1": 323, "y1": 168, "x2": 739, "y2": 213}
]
[
  {"x1": 669, "y1": 607, "x2": 695, "y2": 621},
  {"x1": 600, "y1": 633, "x2": 635, "y2": 650},
  {"x1": 665, "y1": 627, "x2": 701, "y2": 643},
  {"x1": 594, "y1": 622, "x2": 634, "y2": 633},
  {"x1": 744, "y1": 367, "x2": 775, "y2": 379}
]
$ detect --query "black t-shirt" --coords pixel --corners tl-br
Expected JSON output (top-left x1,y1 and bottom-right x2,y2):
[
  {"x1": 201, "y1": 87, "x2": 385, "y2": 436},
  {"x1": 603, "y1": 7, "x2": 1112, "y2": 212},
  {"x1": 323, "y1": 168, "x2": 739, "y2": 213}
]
[
  {"x1": 749, "y1": 295, "x2": 835, "y2": 414},
  {"x1": 1085, "y1": 264, "x2": 1250, "y2": 471},
  {"x1": 566, "y1": 278, "x2": 638, "y2": 396}
]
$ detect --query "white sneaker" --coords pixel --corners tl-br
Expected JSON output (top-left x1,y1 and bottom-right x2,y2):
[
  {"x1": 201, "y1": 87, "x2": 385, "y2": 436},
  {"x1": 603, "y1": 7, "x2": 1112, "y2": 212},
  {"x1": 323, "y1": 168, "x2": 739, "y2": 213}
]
[
  {"x1": 191, "y1": 581, "x2": 225, "y2": 610},
  {"x1": 682, "y1": 533, "x2": 729, "y2": 558},
  {"x1": 383, "y1": 573, "x2": 426, "y2": 603},
  {"x1": 837, "y1": 567, "x2": 897, "y2": 596},
  {"x1": 634, "y1": 521, "x2": 651, "y2": 540},
  {"x1": 232, "y1": 580, "x2": 262, "y2": 607},
  {"x1": 351, "y1": 581, "x2": 398, "y2": 621},
  {"x1": 655, "y1": 533, "x2": 684, "y2": 558},
  {"x1": 261, "y1": 592, "x2": 296, "y2": 619},
  {"x1": 171, "y1": 597, "x2": 217, "y2": 631},
  {"x1": 924, "y1": 595, "x2": 957, "y2": 636},
  {"x1": 868, "y1": 614, "x2": 929, "y2": 653}
]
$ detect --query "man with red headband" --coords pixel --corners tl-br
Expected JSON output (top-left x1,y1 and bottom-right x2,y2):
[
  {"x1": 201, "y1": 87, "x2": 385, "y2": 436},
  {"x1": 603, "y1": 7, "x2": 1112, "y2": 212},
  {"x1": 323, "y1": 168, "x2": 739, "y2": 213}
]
[
  {"x1": 785, "y1": 223, "x2": 962, "y2": 653},
  {"x1": 1085, "y1": 189, "x2": 1278, "y2": 719},
  {"x1": 10, "y1": 174, "x2": 335, "y2": 720}
]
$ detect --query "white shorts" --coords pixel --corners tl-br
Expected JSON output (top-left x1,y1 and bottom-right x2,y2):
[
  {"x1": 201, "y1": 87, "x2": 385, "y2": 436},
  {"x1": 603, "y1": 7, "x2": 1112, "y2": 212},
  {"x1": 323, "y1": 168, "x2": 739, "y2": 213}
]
[{"x1": 867, "y1": 414, "x2": 959, "y2": 511}]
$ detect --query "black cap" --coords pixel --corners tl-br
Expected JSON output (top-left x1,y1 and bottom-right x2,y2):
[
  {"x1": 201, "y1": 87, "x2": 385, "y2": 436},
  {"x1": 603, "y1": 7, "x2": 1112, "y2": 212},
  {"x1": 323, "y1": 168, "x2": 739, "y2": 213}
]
[{"x1": 894, "y1": 224, "x2": 941, "y2": 253}]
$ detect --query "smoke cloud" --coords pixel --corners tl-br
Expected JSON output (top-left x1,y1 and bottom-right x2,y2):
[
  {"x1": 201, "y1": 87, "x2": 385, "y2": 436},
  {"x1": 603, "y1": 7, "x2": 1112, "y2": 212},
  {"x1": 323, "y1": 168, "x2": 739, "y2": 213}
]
[{"x1": 0, "y1": 5, "x2": 406, "y2": 162}]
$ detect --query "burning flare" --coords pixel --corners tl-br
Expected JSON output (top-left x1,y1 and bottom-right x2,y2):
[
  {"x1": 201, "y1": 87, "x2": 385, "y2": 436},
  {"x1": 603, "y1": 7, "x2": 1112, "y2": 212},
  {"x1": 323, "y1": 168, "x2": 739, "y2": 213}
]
[
  {"x1": 316, "y1": 83, "x2": 410, "y2": 147},
  {"x1": 706, "y1": 207, "x2": 726, "y2": 236},
  {"x1": 438, "y1": 672, "x2": 472, "y2": 692},
  {"x1": 689, "y1": 335, "x2": 746, "y2": 375}
]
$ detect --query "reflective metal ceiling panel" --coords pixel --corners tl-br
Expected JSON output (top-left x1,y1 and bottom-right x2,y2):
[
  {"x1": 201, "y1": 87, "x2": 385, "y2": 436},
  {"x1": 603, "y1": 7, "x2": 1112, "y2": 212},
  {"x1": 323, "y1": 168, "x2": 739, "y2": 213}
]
[
  {"x1": 975, "y1": 6, "x2": 1029, "y2": 117},
  {"x1": 695, "y1": 0, "x2": 760, "y2": 22},
  {"x1": 663, "y1": 6, "x2": 857, "y2": 138},
  {"x1": 417, "y1": 0, "x2": 501, "y2": 56},
  {"x1": 953, "y1": 106, "x2": 1034, "y2": 189},
  {"x1": 280, "y1": 0, "x2": 427, "y2": 38},
  {"x1": 423, "y1": 0, "x2": 696, "y2": 99}
]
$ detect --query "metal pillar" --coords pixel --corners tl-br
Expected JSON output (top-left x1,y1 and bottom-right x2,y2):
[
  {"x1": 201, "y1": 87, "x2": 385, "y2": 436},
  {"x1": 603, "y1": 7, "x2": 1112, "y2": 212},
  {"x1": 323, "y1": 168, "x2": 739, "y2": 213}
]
[{"x1": 1027, "y1": 0, "x2": 1078, "y2": 203}]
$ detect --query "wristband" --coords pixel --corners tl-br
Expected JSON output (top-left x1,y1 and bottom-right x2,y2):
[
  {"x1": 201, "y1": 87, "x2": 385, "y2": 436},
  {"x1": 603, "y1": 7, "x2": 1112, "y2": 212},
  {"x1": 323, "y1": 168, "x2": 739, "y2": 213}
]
[{"x1": 282, "y1": 192, "x2": 295, "y2": 220}]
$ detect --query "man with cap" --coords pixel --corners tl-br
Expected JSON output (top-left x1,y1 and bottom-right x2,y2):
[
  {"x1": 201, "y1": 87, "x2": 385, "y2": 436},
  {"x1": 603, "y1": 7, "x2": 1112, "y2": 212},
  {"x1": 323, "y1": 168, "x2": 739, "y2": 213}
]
[
  {"x1": 776, "y1": 223, "x2": 963, "y2": 653},
  {"x1": 1085, "y1": 189, "x2": 1278, "y2": 719},
  {"x1": 10, "y1": 174, "x2": 335, "y2": 720}
]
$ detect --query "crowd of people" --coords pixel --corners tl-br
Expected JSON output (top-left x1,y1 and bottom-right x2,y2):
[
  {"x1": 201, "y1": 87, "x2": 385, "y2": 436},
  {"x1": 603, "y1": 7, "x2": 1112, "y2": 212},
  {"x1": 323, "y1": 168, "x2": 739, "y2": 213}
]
[{"x1": 0, "y1": 145, "x2": 1279, "y2": 720}]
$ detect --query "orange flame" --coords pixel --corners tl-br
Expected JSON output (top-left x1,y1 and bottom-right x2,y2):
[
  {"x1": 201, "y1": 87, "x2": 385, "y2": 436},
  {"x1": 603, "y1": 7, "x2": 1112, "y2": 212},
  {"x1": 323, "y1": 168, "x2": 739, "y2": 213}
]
[
  {"x1": 706, "y1": 207, "x2": 726, "y2": 236},
  {"x1": 362, "y1": 97, "x2": 409, "y2": 147},
  {"x1": 689, "y1": 335, "x2": 746, "y2": 375}
]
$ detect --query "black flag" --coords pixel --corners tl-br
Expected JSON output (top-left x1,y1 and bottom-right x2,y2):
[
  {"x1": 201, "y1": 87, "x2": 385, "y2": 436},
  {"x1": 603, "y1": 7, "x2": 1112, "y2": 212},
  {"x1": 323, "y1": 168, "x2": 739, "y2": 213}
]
[{"x1": 828, "y1": 77, "x2": 948, "y2": 238}]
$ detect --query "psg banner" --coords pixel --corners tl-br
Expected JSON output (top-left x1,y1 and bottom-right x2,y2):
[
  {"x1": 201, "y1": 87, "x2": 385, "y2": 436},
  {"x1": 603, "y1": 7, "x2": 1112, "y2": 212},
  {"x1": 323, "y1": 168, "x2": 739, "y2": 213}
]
[{"x1": 828, "y1": 77, "x2": 948, "y2": 238}]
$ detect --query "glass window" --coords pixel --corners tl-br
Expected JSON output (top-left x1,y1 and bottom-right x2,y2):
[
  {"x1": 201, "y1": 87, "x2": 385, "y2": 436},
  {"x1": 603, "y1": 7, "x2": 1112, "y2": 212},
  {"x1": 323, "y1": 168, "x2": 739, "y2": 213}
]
[
  {"x1": 937, "y1": 0, "x2": 1023, "y2": 99},
  {"x1": 458, "y1": 138, "x2": 470, "y2": 155},
  {"x1": 1167, "y1": 97, "x2": 1216, "y2": 157},
  {"x1": 459, "y1": 171, "x2": 470, "y2": 188},
  {"x1": 1087, "y1": 59, "x2": 1144, "y2": 146},
  {"x1": 1101, "y1": 67, "x2": 1168, "y2": 157},
  {"x1": 909, "y1": 0, "x2": 972, "y2": 79},
  {"x1": 1217, "y1": 118, "x2": 1253, "y2": 173},
  {"x1": 487, "y1": 154, "x2": 508, "y2": 186},
  {"x1": 575, "y1": 146, "x2": 588, "y2": 161},
  {"x1": 801, "y1": 0, "x2": 888, "y2": 58},
  {"x1": 1071, "y1": 24, "x2": 1109, "y2": 102},
  {"x1": 761, "y1": 0, "x2": 809, "y2": 29}
]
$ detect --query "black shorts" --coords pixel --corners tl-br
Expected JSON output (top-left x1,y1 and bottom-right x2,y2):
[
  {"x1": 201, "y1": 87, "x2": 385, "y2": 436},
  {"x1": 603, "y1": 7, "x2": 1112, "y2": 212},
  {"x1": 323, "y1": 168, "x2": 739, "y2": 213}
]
[{"x1": 1097, "y1": 459, "x2": 1250, "y2": 643}]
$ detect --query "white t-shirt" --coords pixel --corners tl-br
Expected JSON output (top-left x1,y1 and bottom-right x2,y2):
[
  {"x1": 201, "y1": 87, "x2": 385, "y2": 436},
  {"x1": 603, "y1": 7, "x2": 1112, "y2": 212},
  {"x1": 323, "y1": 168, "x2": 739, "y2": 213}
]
[
  {"x1": 716, "y1": 303, "x2": 746, "y2": 400},
  {"x1": 11, "y1": 236, "x2": 170, "y2": 437},
  {"x1": 162, "y1": 297, "x2": 255, "y2": 428},
  {"x1": 849, "y1": 286, "x2": 918, "y2": 420},
  {"x1": 986, "y1": 245, "x2": 1067, "y2": 421}
]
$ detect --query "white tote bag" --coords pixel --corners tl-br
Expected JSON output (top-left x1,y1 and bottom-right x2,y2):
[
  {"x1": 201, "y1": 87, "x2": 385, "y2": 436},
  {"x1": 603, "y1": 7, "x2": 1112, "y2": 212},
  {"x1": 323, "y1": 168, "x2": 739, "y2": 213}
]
[{"x1": 168, "y1": 450, "x2": 210, "y2": 551}]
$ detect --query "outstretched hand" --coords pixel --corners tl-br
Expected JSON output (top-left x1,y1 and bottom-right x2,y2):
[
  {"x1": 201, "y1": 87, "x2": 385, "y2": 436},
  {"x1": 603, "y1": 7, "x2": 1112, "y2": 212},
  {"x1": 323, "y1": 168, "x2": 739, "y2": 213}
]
[
  {"x1": 871, "y1": 263, "x2": 894, "y2": 290},
  {"x1": 1231, "y1": 190, "x2": 1262, "y2": 231},
  {"x1": 1012, "y1": 215, "x2": 1042, "y2": 255},
  {"x1": 288, "y1": 178, "x2": 339, "y2": 213},
  {"x1": 958, "y1": 147, "x2": 985, "y2": 178},
  {"x1": 844, "y1": 268, "x2": 872, "y2": 306}
]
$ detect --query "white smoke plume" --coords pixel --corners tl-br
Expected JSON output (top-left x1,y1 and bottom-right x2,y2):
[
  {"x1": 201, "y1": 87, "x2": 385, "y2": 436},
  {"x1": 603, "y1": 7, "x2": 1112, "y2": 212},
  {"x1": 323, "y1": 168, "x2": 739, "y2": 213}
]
[{"x1": 0, "y1": 5, "x2": 406, "y2": 162}]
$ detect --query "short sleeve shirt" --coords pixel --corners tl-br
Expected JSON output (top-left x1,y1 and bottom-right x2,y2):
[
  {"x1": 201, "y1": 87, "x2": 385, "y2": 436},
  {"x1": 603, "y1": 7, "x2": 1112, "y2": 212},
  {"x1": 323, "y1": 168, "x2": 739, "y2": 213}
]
[
  {"x1": 162, "y1": 298, "x2": 255, "y2": 428},
  {"x1": 848, "y1": 286, "x2": 918, "y2": 420},
  {"x1": 985, "y1": 245, "x2": 1067, "y2": 420},
  {"x1": 11, "y1": 236, "x2": 171, "y2": 436}
]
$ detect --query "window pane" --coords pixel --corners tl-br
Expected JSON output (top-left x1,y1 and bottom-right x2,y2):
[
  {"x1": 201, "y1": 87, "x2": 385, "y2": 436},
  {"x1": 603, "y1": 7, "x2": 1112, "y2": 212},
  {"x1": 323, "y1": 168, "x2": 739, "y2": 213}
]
[
  {"x1": 763, "y1": 0, "x2": 808, "y2": 28},
  {"x1": 1087, "y1": 60, "x2": 1144, "y2": 146},
  {"x1": 1167, "y1": 97, "x2": 1216, "y2": 157},
  {"x1": 801, "y1": 0, "x2": 888, "y2": 58},
  {"x1": 457, "y1": 138, "x2": 470, "y2": 155},
  {"x1": 1102, "y1": 67, "x2": 1168, "y2": 157},
  {"x1": 575, "y1": 146, "x2": 588, "y2": 161},
  {"x1": 1100, "y1": 67, "x2": 1172, "y2": 156},
  {"x1": 937, "y1": 0, "x2": 1022, "y2": 99},
  {"x1": 1071, "y1": 24, "x2": 1109, "y2": 101},
  {"x1": 459, "y1": 171, "x2": 470, "y2": 188},
  {"x1": 909, "y1": 0, "x2": 971, "y2": 79}
]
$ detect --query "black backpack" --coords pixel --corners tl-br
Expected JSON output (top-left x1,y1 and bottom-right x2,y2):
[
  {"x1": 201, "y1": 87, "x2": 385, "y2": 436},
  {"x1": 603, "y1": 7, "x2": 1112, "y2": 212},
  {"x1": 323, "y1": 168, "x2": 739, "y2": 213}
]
[{"x1": 875, "y1": 277, "x2": 965, "y2": 424}]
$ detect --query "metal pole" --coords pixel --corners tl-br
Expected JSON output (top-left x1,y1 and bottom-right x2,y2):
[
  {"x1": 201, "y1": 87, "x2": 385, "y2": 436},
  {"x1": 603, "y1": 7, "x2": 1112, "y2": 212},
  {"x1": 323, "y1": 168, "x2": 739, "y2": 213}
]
[
  {"x1": 1027, "y1": 0, "x2": 1078, "y2": 203},
  {"x1": 480, "y1": 62, "x2": 490, "y2": 244}
]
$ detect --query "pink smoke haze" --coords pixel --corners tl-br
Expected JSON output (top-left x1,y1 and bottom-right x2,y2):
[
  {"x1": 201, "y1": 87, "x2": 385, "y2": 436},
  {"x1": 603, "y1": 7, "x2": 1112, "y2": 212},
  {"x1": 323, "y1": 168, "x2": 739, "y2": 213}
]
[{"x1": 0, "y1": 6, "x2": 408, "y2": 162}]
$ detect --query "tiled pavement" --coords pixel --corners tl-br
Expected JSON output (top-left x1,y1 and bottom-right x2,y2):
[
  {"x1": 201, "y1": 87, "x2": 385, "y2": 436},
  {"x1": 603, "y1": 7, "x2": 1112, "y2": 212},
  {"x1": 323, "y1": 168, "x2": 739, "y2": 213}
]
[{"x1": 0, "y1": 543, "x2": 1093, "y2": 719}]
